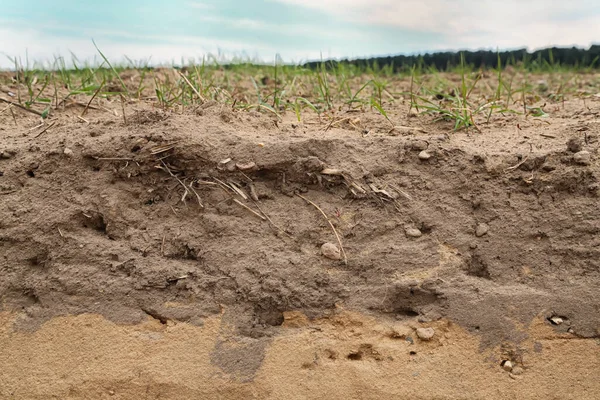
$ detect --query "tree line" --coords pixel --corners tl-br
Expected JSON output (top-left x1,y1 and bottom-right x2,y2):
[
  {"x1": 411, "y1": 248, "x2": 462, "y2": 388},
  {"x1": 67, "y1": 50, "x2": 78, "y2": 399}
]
[{"x1": 303, "y1": 45, "x2": 600, "y2": 72}]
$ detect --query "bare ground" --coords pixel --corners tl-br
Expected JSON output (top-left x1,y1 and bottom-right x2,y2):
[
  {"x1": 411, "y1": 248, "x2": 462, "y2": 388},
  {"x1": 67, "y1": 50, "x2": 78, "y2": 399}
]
[{"x1": 1, "y1": 80, "x2": 599, "y2": 399}]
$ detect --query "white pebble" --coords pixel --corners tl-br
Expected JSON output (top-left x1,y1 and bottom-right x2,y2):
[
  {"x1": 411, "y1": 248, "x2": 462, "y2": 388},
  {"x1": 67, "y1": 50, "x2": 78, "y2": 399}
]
[
  {"x1": 405, "y1": 228, "x2": 422, "y2": 238},
  {"x1": 502, "y1": 360, "x2": 513, "y2": 371},
  {"x1": 475, "y1": 223, "x2": 489, "y2": 237},
  {"x1": 416, "y1": 327, "x2": 435, "y2": 340},
  {"x1": 418, "y1": 150, "x2": 431, "y2": 160},
  {"x1": 321, "y1": 242, "x2": 341, "y2": 260},
  {"x1": 63, "y1": 148, "x2": 74, "y2": 157}
]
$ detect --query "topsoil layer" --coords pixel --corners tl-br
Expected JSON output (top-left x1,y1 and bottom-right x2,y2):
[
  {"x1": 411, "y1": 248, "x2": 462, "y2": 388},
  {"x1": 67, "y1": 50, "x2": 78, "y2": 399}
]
[{"x1": 0, "y1": 96, "x2": 599, "y2": 399}]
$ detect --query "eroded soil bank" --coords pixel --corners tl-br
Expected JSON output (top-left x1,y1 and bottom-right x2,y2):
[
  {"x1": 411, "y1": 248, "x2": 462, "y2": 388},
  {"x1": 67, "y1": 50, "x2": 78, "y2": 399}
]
[{"x1": 1, "y1": 96, "x2": 599, "y2": 399}]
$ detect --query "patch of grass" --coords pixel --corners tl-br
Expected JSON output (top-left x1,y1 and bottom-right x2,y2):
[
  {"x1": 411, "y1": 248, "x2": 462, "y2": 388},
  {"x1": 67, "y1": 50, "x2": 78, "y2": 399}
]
[{"x1": 2, "y1": 45, "x2": 599, "y2": 128}]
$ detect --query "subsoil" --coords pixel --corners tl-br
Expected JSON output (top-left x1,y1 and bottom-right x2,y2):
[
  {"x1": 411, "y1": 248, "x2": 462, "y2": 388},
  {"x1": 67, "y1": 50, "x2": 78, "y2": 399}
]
[{"x1": 1, "y1": 76, "x2": 599, "y2": 399}]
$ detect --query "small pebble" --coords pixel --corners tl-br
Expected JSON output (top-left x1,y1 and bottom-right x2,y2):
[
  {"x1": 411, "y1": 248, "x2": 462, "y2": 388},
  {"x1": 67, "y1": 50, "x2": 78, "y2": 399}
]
[
  {"x1": 549, "y1": 316, "x2": 563, "y2": 325},
  {"x1": 63, "y1": 148, "x2": 74, "y2": 157},
  {"x1": 418, "y1": 150, "x2": 432, "y2": 160},
  {"x1": 405, "y1": 228, "x2": 422, "y2": 238},
  {"x1": 573, "y1": 151, "x2": 591, "y2": 165},
  {"x1": 502, "y1": 360, "x2": 513, "y2": 372},
  {"x1": 0, "y1": 150, "x2": 16, "y2": 159},
  {"x1": 236, "y1": 161, "x2": 257, "y2": 171},
  {"x1": 475, "y1": 223, "x2": 489, "y2": 237},
  {"x1": 321, "y1": 242, "x2": 342, "y2": 260},
  {"x1": 416, "y1": 327, "x2": 435, "y2": 341}
]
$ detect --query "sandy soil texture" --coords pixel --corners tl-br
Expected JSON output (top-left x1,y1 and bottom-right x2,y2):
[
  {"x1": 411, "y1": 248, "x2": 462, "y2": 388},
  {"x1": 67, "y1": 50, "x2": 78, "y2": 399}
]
[{"x1": 1, "y1": 73, "x2": 599, "y2": 399}]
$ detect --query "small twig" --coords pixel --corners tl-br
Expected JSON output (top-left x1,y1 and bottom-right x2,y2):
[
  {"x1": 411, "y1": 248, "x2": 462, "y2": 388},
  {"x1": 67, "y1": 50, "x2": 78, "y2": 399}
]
[
  {"x1": 0, "y1": 97, "x2": 44, "y2": 116},
  {"x1": 120, "y1": 94, "x2": 127, "y2": 124},
  {"x1": 177, "y1": 70, "x2": 206, "y2": 103},
  {"x1": 96, "y1": 157, "x2": 133, "y2": 161},
  {"x1": 233, "y1": 198, "x2": 266, "y2": 220},
  {"x1": 324, "y1": 117, "x2": 352, "y2": 132},
  {"x1": 27, "y1": 122, "x2": 44, "y2": 132},
  {"x1": 81, "y1": 79, "x2": 104, "y2": 117},
  {"x1": 57, "y1": 227, "x2": 64, "y2": 238},
  {"x1": 34, "y1": 121, "x2": 56, "y2": 138},
  {"x1": 228, "y1": 181, "x2": 248, "y2": 200},
  {"x1": 188, "y1": 183, "x2": 204, "y2": 208},
  {"x1": 161, "y1": 234, "x2": 166, "y2": 255},
  {"x1": 77, "y1": 115, "x2": 89, "y2": 123},
  {"x1": 0, "y1": 103, "x2": 13, "y2": 115},
  {"x1": 10, "y1": 107, "x2": 18, "y2": 126},
  {"x1": 540, "y1": 133, "x2": 556, "y2": 139},
  {"x1": 253, "y1": 200, "x2": 292, "y2": 237},
  {"x1": 296, "y1": 193, "x2": 347, "y2": 265},
  {"x1": 159, "y1": 160, "x2": 202, "y2": 208},
  {"x1": 505, "y1": 144, "x2": 533, "y2": 172}
]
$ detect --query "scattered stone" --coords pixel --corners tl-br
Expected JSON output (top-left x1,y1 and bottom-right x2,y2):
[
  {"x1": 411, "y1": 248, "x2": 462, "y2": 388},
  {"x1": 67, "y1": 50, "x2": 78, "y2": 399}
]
[
  {"x1": 236, "y1": 161, "x2": 257, "y2": 171},
  {"x1": 567, "y1": 138, "x2": 583, "y2": 153},
  {"x1": 0, "y1": 149, "x2": 16, "y2": 159},
  {"x1": 475, "y1": 223, "x2": 489, "y2": 237},
  {"x1": 321, "y1": 242, "x2": 342, "y2": 260},
  {"x1": 405, "y1": 227, "x2": 422, "y2": 238},
  {"x1": 218, "y1": 158, "x2": 232, "y2": 170},
  {"x1": 549, "y1": 316, "x2": 563, "y2": 325},
  {"x1": 63, "y1": 148, "x2": 74, "y2": 157},
  {"x1": 502, "y1": 360, "x2": 513, "y2": 372},
  {"x1": 418, "y1": 150, "x2": 432, "y2": 160},
  {"x1": 509, "y1": 373, "x2": 521, "y2": 380},
  {"x1": 416, "y1": 327, "x2": 435, "y2": 341},
  {"x1": 573, "y1": 151, "x2": 591, "y2": 165},
  {"x1": 511, "y1": 366, "x2": 524, "y2": 375}
]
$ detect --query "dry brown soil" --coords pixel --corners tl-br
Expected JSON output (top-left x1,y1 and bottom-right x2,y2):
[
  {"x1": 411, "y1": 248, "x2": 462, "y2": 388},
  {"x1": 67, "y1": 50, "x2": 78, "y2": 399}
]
[{"x1": 1, "y1": 75, "x2": 599, "y2": 399}]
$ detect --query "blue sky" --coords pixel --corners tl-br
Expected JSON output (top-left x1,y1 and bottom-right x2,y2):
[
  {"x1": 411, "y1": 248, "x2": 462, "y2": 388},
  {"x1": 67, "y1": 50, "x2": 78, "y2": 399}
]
[{"x1": 1, "y1": 0, "x2": 599, "y2": 67}]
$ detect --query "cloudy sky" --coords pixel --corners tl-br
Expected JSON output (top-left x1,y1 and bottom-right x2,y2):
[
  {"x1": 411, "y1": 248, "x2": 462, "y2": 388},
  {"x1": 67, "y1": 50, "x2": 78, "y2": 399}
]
[{"x1": 1, "y1": 0, "x2": 599, "y2": 67}]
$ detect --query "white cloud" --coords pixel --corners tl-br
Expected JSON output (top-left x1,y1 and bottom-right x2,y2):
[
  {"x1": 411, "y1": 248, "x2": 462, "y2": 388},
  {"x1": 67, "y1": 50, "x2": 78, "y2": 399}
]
[
  {"x1": 272, "y1": 0, "x2": 600, "y2": 50},
  {"x1": 0, "y1": 26, "x2": 345, "y2": 68},
  {"x1": 0, "y1": 27, "x2": 279, "y2": 68}
]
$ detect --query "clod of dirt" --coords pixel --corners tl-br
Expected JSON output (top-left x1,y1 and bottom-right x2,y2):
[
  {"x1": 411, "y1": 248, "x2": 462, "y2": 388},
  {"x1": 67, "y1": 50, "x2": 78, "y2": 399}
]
[
  {"x1": 567, "y1": 138, "x2": 583, "y2": 153},
  {"x1": 63, "y1": 148, "x2": 74, "y2": 157},
  {"x1": 502, "y1": 360, "x2": 514, "y2": 372},
  {"x1": 405, "y1": 227, "x2": 423, "y2": 238},
  {"x1": 416, "y1": 327, "x2": 435, "y2": 341},
  {"x1": 475, "y1": 223, "x2": 489, "y2": 237},
  {"x1": 418, "y1": 150, "x2": 432, "y2": 161},
  {"x1": 321, "y1": 242, "x2": 342, "y2": 260},
  {"x1": 511, "y1": 366, "x2": 524, "y2": 375},
  {"x1": 573, "y1": 151, "x2": 591, "y2": 165},
  {"x1": 408, "y1": 139, "x2": 428, "y2": 151}
]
